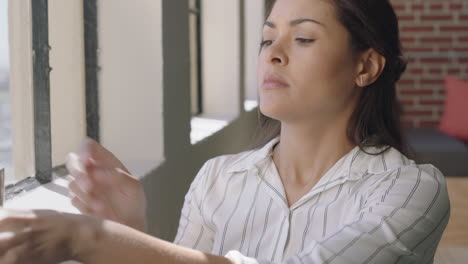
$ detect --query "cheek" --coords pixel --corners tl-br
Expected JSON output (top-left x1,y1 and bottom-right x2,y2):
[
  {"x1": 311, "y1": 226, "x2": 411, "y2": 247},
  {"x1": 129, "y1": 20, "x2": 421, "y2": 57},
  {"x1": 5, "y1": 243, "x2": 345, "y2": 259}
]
[
  {"x1": 287, "y1": 50, "x2": 357, "y2": 115},
  {"x1": 257, "y1": 54, "x2": 267, "y2": 84},
  {"x1": 293, "y1": 46, "x2": 355, "y2": 94},
  {"x1": 298, "y1": 47, "x2": 347, "y2": 77}
]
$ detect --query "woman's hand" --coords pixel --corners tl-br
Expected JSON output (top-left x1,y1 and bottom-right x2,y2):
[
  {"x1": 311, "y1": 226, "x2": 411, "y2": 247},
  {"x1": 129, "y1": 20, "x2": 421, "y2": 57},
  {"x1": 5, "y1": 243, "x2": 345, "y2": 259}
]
[
  {"x1": 0, "y1": 209, "x2": 234, "y2": 264},
  {"x1": 0, "y1": 209, "x2": 83, "y2": 263},
  {"x1": 66, "y1": 137, "x2": 147, "y2": 232}
]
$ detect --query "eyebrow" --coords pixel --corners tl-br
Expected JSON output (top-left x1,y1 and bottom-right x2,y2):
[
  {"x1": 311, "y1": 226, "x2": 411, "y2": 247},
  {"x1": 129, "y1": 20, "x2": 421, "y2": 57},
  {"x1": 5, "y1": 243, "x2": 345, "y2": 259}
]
[{"x1": 263, "y1": 18, "x2": 325, "y2": 29}]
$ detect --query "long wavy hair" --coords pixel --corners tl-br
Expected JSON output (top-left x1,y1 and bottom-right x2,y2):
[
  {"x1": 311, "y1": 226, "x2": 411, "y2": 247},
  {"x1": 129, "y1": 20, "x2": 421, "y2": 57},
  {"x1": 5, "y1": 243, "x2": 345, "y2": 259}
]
[{"x1": 249, "y1": 0, "x2": 409, "y2": 156}]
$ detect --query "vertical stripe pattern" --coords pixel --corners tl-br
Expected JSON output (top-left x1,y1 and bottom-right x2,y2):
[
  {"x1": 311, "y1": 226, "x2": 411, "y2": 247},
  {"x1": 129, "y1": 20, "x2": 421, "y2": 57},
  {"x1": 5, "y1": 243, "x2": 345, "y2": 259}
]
[{"x1": 173, "y1": 136, "x2": 450, "y2": 264}]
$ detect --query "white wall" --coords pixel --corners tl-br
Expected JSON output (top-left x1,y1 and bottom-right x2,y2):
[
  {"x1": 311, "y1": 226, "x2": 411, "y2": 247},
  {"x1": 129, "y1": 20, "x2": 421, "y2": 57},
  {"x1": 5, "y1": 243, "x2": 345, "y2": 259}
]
[
  {"x1": 49, "y1": 0, "x2": 87, "y2": 167},
  {"x1": 98, "y1": 0, "x2": 164, "y2": 175},
  {"x1": 9, "y1": 0, "x2": 35, "y2": 181},
  {"x1": 201, "y1": 0, "x2": 241, "y2": 119},
  {"x1": 0, "y1": 0, "x2": 8, "y2": 70},
  {"x1": 245, "y1": 0, "x2": 264, "y2": 102}
]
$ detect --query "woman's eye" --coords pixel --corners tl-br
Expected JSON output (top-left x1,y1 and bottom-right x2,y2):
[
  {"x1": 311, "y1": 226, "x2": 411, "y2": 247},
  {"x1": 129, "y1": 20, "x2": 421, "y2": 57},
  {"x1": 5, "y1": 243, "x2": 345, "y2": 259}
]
[
  {"x1": 260, "y1": 40, "x2": 273, "y2": 47},
  {"x1": 296, "y1": 38, "x2": 315, "y2": 43}
]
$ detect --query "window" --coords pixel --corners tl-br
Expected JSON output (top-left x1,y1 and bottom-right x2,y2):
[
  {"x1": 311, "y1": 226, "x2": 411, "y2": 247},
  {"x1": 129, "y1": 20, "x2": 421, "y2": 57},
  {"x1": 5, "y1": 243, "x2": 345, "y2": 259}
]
[
  {"x1": 7, "y1": 0, "x2": 92, "y2": 189},
  {"x1": 4, "y1": 0, "x2": 264, "y2": 199},
  {"x1": 189, "y1": 1, "x2": 265, "y2": 144},
  {"x1": 5, "y1": 0, "x2": 165, "y2": 203},
  {"x1": 190, "y1": 1, "x2": 244, "y2": 144},
  {"x1": 5, "y1": 0, "x2": 165, "y2": 198}
]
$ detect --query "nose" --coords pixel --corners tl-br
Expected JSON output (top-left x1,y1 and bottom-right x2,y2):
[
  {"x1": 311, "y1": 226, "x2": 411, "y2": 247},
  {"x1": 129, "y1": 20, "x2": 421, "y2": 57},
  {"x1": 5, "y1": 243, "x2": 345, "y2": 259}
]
[{"x1": 265, "y1": 41, "x2": 288, "y2": 66}]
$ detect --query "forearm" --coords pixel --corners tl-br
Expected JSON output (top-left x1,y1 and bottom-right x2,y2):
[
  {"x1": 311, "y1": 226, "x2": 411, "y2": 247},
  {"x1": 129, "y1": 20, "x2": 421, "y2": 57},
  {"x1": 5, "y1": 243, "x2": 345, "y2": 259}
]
[
  {"x1": 125, "y1": 217, "x2": 147, "y2": 233},
  {"x1": 74, "y1": 218, "x2": 234, "y2": 264}
]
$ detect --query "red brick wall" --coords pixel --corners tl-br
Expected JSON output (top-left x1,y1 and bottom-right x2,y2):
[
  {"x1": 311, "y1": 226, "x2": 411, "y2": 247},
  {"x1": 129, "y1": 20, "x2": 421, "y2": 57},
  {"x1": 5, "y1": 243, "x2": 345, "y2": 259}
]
[{"x1": 390, "y1": 0, "x2": 468, "y2": 128}]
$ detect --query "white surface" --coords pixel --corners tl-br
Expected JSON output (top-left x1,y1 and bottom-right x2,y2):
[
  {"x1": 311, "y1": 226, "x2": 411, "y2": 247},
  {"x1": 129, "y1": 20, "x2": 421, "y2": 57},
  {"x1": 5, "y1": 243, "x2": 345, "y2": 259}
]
[
  {"x1": 244, "y1": 0, "x2": 263, "y2": 102},
  {"x1": 190, "y1": 116, "x2": 229, "y2": 145},
  {"x1": 9, "y1": 0, "x2": 35, "y2": 181},
  {"x1": 202, "y1": 0, "x2": 240, "y2": 119},
  {"x1": 243, "y1": 100, "x2": 258, "y2": 112},
  {"x1": 0, "y1": 0, "x2": 8, "y2": 69},
  {"x1": 5, "y1": 177, "x2": 78, "y2": 213},
  {"x1": 98, "y1": 0, "x2": 165, "y2": 169},
  {"x1": 49, "y1": 0, "x2": 87, "y2": 167}
]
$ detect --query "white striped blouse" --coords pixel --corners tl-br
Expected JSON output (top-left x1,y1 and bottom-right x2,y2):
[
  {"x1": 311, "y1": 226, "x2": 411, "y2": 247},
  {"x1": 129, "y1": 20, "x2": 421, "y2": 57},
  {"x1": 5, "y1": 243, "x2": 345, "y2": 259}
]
[{"x1": 173, "y1": 136, "x2": 450, "y2": 264}]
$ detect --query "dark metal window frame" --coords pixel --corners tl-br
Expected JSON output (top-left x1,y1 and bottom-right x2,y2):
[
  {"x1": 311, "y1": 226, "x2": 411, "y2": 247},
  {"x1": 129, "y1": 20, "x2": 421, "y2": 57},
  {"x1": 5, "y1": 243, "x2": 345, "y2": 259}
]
[
  {"x1": 189, "y1": 0, "x2": 203, "y2": 116},
  {"x1": 6, "y1": 0, "x2": 99, "y2": 199},
  {"x1": 32, "y1": 0, "x2": 52, "y2": 184},
  {"x1": 84, "y1": 0, "x2": 100, "y2": 142}
]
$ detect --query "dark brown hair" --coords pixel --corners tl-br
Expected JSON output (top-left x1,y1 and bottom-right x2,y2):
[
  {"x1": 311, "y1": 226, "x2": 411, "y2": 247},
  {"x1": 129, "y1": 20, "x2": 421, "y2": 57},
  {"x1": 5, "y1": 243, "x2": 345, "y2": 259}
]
[{"x1": 249, "y1": 0, "x2": 409, "y2": 156}]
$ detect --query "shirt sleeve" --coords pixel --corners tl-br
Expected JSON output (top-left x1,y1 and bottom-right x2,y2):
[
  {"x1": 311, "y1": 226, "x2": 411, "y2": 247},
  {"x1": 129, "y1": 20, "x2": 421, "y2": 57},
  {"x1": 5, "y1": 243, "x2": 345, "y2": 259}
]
[
  {"x1": 223, "y1": 164, "x2": 451, "y2": 264},
  {"x1": 173, "y1": 159, "x2": 215, "y2": 254}
]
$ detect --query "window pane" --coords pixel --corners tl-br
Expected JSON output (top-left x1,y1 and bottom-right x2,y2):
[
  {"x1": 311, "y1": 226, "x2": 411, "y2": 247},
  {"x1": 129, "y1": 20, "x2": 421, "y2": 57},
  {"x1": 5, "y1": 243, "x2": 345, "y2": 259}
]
[{"x1": 0, "y1": 0, "x2": 13, "y2": 184}]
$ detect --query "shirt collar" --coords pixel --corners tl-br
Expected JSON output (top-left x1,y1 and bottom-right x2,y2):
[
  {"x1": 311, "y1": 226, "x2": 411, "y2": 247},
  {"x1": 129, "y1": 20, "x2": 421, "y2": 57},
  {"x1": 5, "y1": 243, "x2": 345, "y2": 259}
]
[
  {"x1": 226, "y1": 135, "x2": 404, "y2": 180},
  {"x1": 226, "y1": 136, "x2": 280, "y2": 174}
]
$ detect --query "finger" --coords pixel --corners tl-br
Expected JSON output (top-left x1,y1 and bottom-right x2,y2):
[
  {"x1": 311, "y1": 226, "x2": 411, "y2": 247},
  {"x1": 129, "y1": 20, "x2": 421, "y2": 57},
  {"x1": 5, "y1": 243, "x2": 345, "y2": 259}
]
[
  {"x1": 73, "y1": 172, "x2": 94, "y2": 194},
  {"x1": 68, "y1": 180, "x2": 104, "y2": 212},
  {"x1": 66, "y1": 154, "x2": 94, "y2": 193},
  {"x1": 115, "y1": 167, "x2": 139, "y2": 181},
  {"x1": 0, "y1": 211, "x2": 36, "y2": 231},
  {"x1": 0, "y1": 228, "x2": 32, "y2": 257},
  {"x1": 70, "y1": 195, "x2": 94, "y2": 215},
  {"x1": 83, "y1": 157, "x2": 97, "y2": 172},
  {"x1": 78, "y1": 137, "x2": 99, "y2": 161},
  {"x1": 69, "y1": 150, "x2": 123, "y2": 188},
  {"x1": 3, "y1": 242, "x2": 29, "y2": 264},
  {"x1": 65, "y1": 153, "x2": 88, "y2": 180},
  {"x1": 78, "y1": 137, "x2": 130, "y2": 174},
  {"x1": 65, "y1": 152, "x2": 85, "y2": 173},
  {"x1": 78, "y1": 138, "x2": 113, "y2": 168},
  {"x1": 92, "y1": 167, "x2": 137, "y2": 187}
]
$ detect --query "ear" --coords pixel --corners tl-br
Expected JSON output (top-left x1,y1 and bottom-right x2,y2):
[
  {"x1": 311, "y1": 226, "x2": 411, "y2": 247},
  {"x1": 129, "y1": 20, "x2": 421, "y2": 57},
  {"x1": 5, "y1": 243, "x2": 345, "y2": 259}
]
[{"x1": 355, "y1": 49, "x2": 386, "y2": 88}]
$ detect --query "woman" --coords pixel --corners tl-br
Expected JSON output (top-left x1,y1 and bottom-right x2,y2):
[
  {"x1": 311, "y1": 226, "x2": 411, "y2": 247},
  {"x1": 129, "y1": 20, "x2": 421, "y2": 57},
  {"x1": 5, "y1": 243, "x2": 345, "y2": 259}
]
[{"x1": 0, "y1": 0, "x2": 450, "y2": 263}]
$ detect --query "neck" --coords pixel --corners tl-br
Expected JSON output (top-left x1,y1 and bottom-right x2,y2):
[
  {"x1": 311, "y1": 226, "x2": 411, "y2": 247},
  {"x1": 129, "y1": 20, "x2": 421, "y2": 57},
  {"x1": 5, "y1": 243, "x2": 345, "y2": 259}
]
[{"x1": 272, "y1": 117, "x2": 356, "y2": 187}]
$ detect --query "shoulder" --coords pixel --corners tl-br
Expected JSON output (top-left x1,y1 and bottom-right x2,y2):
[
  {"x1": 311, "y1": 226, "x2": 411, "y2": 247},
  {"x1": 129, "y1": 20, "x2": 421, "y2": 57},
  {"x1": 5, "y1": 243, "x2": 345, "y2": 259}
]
[
  {"x1": 361, "y1": 161, "x2": 450, "y2": 224},
  {"x1": 203, "y1": 148, "x2": 260, "y2": 175},
  {"x1": 355, "y1": 146, "x2": 450, "y2": 214},
  {"x1": 359, "y1": 146, "x2": 447, "y2": 189},
  {"x1": 352, "y1": 145, "x2": 445, "y2": 182},
  {"x1": 366, "y1": 163, "x2": 448, "y2": 199},
  {"x1": 192, "y1": 148, "x2": 260, "y2": 187}
]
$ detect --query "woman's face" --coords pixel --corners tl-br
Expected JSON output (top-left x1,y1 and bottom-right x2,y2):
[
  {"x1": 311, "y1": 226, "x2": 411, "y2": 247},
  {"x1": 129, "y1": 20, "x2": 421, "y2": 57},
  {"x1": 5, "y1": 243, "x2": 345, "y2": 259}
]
[{"x1": 257, "y1": 0, "x2": 361, "y2": 123}]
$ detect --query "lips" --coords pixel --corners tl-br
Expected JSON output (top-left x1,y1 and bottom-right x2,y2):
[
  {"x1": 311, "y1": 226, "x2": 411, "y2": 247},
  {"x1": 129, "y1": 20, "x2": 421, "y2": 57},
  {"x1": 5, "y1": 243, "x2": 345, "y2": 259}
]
[{"x1": 263, "y1": 73, "x2": 289, "y2": 90}]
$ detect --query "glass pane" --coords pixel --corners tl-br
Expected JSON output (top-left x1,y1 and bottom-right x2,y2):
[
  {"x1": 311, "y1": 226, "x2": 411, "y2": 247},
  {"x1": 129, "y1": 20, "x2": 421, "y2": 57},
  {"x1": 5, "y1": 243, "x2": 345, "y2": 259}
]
[{"x1": 0, "y1": 0, "x2": 12, "y2": 184}]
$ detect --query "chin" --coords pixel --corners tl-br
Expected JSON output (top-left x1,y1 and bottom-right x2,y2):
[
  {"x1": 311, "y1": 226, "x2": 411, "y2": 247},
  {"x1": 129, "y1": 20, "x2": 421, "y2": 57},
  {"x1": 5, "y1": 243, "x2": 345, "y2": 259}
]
[{"x1": 259, "y1": 101, "x2": 286, "y2": 121}]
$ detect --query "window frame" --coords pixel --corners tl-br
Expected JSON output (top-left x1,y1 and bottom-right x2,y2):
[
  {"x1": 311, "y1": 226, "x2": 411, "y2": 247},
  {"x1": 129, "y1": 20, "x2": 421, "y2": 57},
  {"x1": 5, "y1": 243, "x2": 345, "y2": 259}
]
[
  {"x1": 6, "y1": 0, "x2": 99, "y2": 198},
  {"x1": 189, "y1": 0, "x2": 203, "y2": 116},
  {"x1": 6, "y1": 0, "x2": 263, "y2": 200},
  {"x1": 31, "y1": 0, "x2": 52, "y2": 183},
  {"x1": 83, "y1": 0, "x2": 100, "y2": 142}
]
